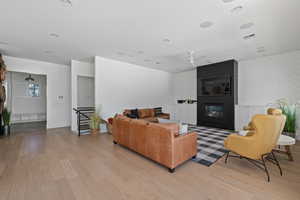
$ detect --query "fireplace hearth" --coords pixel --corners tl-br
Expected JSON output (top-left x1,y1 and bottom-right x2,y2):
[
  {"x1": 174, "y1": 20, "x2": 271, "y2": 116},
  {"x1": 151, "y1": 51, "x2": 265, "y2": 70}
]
[{"x1": 197, "y1": 60, "x2": 238, "y2": 130}]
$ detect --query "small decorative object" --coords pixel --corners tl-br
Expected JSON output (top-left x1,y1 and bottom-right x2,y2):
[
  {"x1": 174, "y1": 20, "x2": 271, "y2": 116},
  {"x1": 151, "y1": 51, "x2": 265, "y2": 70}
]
[
  {"x1": 2, "y1": 107, "x2": 11, "y2": 136},
  {"x1": 276, "y1": 98, "x2": 299, "y2": 138},
  {"x1": 89, "y1": 105, "x2": 103, "y2": 135}
]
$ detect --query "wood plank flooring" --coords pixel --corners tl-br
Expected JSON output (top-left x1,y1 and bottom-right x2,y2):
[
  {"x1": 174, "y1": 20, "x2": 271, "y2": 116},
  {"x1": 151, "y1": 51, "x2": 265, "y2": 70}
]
[{"x1": 0, "y1": 128, "x2": 299, "y2": 200}]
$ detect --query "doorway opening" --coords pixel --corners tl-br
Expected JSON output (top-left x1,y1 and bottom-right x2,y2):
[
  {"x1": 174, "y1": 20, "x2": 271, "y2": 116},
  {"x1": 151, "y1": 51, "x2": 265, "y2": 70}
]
[{"x1": 5, "y1": 71, "x2": 47, "y2": 135}]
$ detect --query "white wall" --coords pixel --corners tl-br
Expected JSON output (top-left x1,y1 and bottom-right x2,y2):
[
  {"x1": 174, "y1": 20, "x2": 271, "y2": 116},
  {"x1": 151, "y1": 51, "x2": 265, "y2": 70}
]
[
  {"x1": 94, "y1": 56, "x2": 173, "y2": 120},
  {"x1": 77, "y1": 76, "x2": 95, "y2": 107},
  {"x1": 4, "y1": 55, "x2": 71, "y2": 129},
  {"x1": 71, "y1": 60, "x2": 95, "y2": 131},
  {"x1": 238, "y1": 51, "x2": 300, "y2": 105},
  {"x1": 172, "y1": 69, "x2": 197, "y2": 124},
  {"x1": 6, "y1": 72, "x2": 47, "y2": 123}
]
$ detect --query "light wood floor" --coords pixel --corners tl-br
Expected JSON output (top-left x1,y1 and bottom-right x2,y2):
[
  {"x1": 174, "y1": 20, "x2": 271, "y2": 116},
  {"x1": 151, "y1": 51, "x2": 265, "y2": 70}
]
[{"x1": 0, "y1": 128, "x2": 299, "y2": 200}]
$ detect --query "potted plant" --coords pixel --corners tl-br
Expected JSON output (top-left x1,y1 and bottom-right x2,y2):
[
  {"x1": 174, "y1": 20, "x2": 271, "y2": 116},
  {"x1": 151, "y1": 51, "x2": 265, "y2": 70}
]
[
  {"x1": 89, "y1": 106, "x2": 104, "y2": 135},
  {"x1": 2, "y1": 108, "x2": 11, "y2": 136},
  {"x1": 276, "y1": 98, "x2": 299, "y2": 138},
  {"x1": 89, "y1": 113, "x2": 102, "y2": 135}
]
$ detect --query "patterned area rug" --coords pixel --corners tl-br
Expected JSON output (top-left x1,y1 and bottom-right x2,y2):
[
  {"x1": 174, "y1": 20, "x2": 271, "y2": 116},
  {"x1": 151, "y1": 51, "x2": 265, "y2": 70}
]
[{"x1": 188, "y1": 125, "x2": 232, "y2": 167}]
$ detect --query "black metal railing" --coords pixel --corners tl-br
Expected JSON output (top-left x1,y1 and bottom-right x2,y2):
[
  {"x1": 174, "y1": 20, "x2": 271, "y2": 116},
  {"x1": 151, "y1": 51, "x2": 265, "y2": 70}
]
[{"x1": 73, "y1": 107, "x2": 95, "y2": 136}]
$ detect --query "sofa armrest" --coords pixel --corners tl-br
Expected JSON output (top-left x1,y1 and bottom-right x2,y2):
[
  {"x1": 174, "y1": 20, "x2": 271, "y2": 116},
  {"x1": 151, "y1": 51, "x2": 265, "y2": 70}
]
[{"x1": 172, "y1": 132, "x2": 197, "y2": 168}]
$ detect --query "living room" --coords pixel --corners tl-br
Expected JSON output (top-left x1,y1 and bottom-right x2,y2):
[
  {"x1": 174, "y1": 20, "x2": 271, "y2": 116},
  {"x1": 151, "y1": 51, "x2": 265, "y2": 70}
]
[{"x1": 0, "y1": 0, "x2": 300, "y2": 199}]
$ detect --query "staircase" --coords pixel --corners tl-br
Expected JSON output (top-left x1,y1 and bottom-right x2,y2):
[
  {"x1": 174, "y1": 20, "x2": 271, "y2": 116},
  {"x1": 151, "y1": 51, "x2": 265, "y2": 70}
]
[{"x1": 73, "y1": 107, "x2": 95, "y2": 136}]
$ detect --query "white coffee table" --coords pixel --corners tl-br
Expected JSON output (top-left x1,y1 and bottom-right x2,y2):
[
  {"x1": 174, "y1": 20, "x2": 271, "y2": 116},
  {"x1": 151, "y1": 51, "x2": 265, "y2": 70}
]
[{"x1": 275, "y1": 135, "x2": 296, "y2": 161}]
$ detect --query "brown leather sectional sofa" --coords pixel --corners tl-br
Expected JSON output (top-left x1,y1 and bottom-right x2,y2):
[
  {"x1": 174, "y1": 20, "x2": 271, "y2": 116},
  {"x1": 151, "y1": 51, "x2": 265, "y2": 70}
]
[{"x1": 112, "y1": 115, "x2": 198, "y2": 172}]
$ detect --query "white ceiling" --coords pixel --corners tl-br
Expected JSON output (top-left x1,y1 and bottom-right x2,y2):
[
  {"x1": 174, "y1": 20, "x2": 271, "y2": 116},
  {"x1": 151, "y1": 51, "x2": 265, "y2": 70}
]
[{"x1": 0, "y1": 0, "x2": 300, "y2": 72}]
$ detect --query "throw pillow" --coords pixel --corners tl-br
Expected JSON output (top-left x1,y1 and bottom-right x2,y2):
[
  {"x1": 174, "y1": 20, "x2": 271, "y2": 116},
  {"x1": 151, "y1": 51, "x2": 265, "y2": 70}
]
[
  {"x1": 126, "y1": 113, "x2": 137, "y2": 119},
  {"x1": 154, "y1": 107, "x2": 163, "y2": 116},
  {"x1": 130, "y1": 109, "x2": 139, "y2": 118}
]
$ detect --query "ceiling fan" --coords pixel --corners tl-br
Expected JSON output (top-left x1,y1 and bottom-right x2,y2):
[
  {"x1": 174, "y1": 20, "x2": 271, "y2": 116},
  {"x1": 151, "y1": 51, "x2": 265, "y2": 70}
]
[{"x1": 25, "y1": 74, "x2": 34, "y2": 82}]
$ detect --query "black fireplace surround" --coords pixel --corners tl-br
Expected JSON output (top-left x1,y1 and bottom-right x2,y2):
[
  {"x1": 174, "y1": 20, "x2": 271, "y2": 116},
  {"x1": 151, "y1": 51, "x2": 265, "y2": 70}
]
[{"x1": 197, "y1": 60, "x2": 238, "y2": 130}]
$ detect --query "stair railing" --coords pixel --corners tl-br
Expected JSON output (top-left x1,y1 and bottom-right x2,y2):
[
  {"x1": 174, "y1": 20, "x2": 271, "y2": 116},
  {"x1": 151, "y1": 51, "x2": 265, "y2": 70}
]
[{"x1": 73, "y1": 107, "x2": 95, "y2": 136}]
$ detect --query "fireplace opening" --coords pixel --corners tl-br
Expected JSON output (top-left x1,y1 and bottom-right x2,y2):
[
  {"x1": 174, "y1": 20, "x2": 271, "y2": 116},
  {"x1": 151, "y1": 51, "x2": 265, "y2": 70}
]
[{"x1": 204, "y1": 104, "x2": 224, "y2": 119}]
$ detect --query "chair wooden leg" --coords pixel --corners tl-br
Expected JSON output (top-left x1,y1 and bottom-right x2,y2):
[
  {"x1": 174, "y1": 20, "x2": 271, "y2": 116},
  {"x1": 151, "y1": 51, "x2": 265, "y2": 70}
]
[
  {"x1": 271, "y1": 151, "x2": 283, "y2": 176},
  {"x1": 261, "y1": 156, "x2": 270, "y2": 182},
  {"x1": 284, "y1": 146, "x2": 294, "y2": 161}
]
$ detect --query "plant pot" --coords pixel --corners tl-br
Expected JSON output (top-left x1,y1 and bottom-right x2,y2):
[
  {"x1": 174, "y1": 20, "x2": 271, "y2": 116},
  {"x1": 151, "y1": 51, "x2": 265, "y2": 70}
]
[
  {"x1": 90, "y1": 128, "x2": 99, "y2": 135},
  {"x1": 283, "y1": 131, "x2": 296, "y2": 138},
  {"x1": 5, "y1": 125, "x2": 10, "y2": 136}
]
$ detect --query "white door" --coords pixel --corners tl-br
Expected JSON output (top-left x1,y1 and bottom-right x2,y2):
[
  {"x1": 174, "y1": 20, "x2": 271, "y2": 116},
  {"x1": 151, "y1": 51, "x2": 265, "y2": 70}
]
[{"x1": 77, "y1": 76, "x2": 95, "y2": 107}]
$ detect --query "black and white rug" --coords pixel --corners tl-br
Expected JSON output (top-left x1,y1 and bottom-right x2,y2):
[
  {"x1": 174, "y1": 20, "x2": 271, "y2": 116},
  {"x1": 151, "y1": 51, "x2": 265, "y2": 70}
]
[{"x1": 188, "y1": 125, "x2": 232, "y2": 167}]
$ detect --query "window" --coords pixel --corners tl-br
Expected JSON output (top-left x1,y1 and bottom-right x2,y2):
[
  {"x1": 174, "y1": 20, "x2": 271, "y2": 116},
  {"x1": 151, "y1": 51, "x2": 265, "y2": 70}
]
[{"x1": 28, "y1": 83, "x2": 40, "y2": 97}]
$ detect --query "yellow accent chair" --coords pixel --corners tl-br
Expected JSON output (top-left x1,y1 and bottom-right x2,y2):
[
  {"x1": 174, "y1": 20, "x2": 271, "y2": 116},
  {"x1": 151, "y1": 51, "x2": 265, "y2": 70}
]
[{"x1": 224, "y1": 112, "x2": 286, "y2": 182}]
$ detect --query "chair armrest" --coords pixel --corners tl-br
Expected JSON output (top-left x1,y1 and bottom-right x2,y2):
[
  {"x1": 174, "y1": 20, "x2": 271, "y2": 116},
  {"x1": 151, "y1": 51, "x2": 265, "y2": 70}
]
[
  {"x1": 173, "y1": 132, "x2": 197, "y2": 168},
  {"x1": 243, "y1": 122, "x2": 254, "y2": 131},
  {"x1": 243, "y1": 125, "x2": 253, "y2": 131}
]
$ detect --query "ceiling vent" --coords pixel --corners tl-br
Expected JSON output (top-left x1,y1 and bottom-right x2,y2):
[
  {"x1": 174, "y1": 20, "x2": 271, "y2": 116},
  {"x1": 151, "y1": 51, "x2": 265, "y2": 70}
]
[
  {"x1": 243, "y1": 33, "x2": 256, "y2": 40},
  {"x1": 231, "y1": 6, "x2": 243, "y2": 13},
  {"x1": 200, "y1": 21, "x2": 213, "y2": 28}
]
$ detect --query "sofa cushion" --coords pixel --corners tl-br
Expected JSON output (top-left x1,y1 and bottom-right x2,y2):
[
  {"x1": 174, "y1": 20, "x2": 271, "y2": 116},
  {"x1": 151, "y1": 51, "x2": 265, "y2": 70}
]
[
  {"x1": 130, "y1": 119, "x2": 149, "y2": 126},
  {"x1": 143, "y1": 117, "x2": 158, "y2": 123},
  {"x1": 138, "y1": 109, "x2": 155, "y2": 118}
]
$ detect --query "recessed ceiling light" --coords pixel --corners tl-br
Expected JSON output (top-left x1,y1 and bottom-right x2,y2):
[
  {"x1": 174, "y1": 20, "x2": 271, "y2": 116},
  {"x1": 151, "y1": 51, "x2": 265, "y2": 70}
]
[
  {"x1": 44, "y1": 50, "x2": 54, "y2": 54},
  {"x1": 60, "y1": 0, "x2": 72, "y2": 6},
  {"x1": 116, "y1": 52, "x2": 125, "y2": 56},
  {"x1": 222, "y1": 0, "x2": 235, "y2": 3},
  {"x1": 200, "y1": 21, "x2": 213, "y2": 28},
  {"x1": 162, "y1": 38, "x2": 171, "y2": 43},
  {"x1": 240, "y1": 22, "x2": 254, "y2": 30},
  {"x1": 243, "y1": 33, "x2": 256, "y2": 40},
  {"x1": 49, "y1": 33, "x2": 59, "y2": 38},
  {"x1": 231, "y1": 6, "x2": 243, "y2": 13}
]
